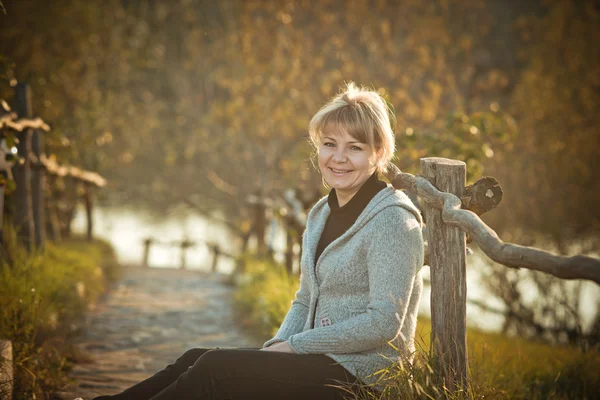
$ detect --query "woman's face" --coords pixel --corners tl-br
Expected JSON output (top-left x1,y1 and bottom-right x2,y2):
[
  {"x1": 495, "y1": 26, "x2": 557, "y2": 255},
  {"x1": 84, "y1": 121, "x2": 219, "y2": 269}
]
[{"x1": 318, "y1": 130, "x2": 378, "y2": 206}]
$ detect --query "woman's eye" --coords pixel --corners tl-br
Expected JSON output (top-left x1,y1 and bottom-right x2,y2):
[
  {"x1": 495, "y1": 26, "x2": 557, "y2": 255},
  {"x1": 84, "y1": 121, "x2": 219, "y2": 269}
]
[
  {"x1": 350, "y1": 146, "x2": 363, "y2": 151},
  {"x1": 324, "y1": 142, "x2": 335, "y2": 147}
]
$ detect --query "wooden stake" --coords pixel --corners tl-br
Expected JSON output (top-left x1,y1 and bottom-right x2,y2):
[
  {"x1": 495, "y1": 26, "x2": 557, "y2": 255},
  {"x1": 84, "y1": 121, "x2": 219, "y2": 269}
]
[
  {"x1": 83, "y1": 182, "x2": 93, "y2": 241},
  {"x1": 13, "y1": 83, "x2": 34, "y2": 250},
  {"x1": 210, "y1": 244, "x2": 220, "y2": 273},
  {"x1": 142, "y1": 238, "x2": 153, "y2": 267},
  {"x1": 0, "y1": 340, "x2": 12, "y2": 400},
  {"x1": 32, "y1": 124, "x2": 46, "y2": 248},
  {"x1": 421, "y1": 157, "x2": 468, "y2": 391}
]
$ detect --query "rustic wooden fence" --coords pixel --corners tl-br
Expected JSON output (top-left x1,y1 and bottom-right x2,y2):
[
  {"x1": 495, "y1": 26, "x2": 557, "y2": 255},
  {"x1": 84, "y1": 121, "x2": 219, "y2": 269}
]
[
  {"x1": 140, "y1": 237, "x2": 236, "y2": 271},
  {"x1": 0, "y1": 83, "x2": 107, "y2": 399},
  {"x1": 384, "y1": 157, "x2": 600, "y2": 393},
  {"x1": 0, "y1": 83, "x2": 106, "y2": 251},
  {"x1": 136, "y1": 156, "x2": 598, "y2": 395}
]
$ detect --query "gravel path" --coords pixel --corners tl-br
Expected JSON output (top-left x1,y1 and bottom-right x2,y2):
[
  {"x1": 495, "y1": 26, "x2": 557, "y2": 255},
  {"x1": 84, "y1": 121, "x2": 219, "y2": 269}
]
[{"x1": 60, "y1": 266, "x2": 261, "y2": 399}]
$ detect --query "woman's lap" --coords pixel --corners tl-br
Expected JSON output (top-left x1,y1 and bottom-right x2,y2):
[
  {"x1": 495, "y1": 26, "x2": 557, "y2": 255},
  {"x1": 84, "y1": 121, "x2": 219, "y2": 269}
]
[{"x1": 96, "y1": 347, "x2": 356, "y2": 400}]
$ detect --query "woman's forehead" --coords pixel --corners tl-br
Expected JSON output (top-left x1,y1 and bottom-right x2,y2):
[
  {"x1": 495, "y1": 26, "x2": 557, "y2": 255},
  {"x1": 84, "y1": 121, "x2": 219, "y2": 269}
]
[{"x1": 321, "y1": 122, "x2": 365, "y2": 142}]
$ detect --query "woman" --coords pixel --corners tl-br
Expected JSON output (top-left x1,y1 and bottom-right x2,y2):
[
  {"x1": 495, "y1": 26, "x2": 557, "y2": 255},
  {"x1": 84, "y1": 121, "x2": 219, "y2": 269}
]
[{"x1": 93, "y1": 83, "x2": 424, "y2": 399}]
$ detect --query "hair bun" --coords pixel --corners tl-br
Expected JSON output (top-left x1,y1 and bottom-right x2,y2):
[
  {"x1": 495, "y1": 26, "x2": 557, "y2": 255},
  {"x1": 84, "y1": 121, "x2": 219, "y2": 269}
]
[{"x1": 342, "y1": 93, "x2": 355, "y2": 104}]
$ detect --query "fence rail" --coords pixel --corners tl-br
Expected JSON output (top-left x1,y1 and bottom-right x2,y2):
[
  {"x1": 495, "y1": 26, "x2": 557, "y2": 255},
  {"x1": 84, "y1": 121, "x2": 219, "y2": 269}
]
[
  {"x1": 385, "y1": 162, "x2": 600, "y2": 285},
  {"x1": 0, "y1": 83, "x2": 107, "y2": 250}
]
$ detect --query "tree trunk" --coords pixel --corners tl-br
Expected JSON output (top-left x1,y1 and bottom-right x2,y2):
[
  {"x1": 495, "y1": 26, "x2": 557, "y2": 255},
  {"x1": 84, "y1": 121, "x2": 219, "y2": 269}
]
[
  {"x1": 63, "y1": 177, "x2": 78, "y2": 238},
  {"x1": 45, "y1": 176, "x2": 62, "y2": 242}
]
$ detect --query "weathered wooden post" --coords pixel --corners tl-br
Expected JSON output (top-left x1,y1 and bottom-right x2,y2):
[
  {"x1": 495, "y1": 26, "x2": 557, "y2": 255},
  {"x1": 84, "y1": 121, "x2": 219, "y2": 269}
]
[
  {"x1": 0, "y1": 184, "x2": 4, "y2": 246},
  {"x1": 142, "y1": 238, "x2": 153, "y2": 267},
  {"x1": 13, "y1": 83, "x2": 35, "y2": 250},
  {"x1": 179, "y1": 239, "x2": 194, "y2": 270},
  {"x1": 210, "y1": 244, "x2": 220, "y2": 273},
  {"x1": 421, "y1": 157, "x2": 468, "y2": 391},
  {"x1": 0, "y1": 339, "x2": 13, "y2": 400},
  {"x1": 83, "y1": 182, "x2": 93, "y2": 241},
  {"x1": 31, "y1": 121, "x2": 46, "y2": 248},
  {"x1": 0, "y1": 144, "x2": 10, "y2": 245}
]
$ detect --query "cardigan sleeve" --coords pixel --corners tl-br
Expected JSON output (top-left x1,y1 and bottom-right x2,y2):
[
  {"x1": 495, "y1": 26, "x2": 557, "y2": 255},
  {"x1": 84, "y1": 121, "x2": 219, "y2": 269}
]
[
  {"x1": 287, "y1": 206, "x2": 423, "y2": 354},
  {"x1": 262, "y1": 261, "x2": 311, "y2": 348}
]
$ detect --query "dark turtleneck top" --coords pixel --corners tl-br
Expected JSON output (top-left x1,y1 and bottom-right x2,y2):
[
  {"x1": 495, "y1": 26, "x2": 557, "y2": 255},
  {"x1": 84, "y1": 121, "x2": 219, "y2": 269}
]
[{"x1": 315, "y1": 173, "x2": 387, "y2": 263}]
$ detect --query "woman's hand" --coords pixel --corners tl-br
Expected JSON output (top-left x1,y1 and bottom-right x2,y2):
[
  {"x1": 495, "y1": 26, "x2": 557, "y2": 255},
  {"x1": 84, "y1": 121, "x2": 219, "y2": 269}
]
[{"x1": 260, "y1": 341, "x2": 295, "y2": 353}]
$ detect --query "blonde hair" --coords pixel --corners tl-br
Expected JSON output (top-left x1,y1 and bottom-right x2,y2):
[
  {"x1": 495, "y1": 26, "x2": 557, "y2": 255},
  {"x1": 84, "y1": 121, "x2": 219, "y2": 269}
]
[{"x1": 308, "y1": 82, "x2": 396, "y2": 172}]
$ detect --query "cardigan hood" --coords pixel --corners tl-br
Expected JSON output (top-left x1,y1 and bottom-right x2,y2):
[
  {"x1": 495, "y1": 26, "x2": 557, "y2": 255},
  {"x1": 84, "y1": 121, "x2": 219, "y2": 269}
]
[{"x1": 304, "y1": 186, "x2": 423, "y2": 270}]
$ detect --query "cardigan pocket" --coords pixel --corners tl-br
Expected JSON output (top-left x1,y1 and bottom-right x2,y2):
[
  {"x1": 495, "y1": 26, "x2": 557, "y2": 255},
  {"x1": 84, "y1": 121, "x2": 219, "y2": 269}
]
[{"x1": 349, "y1": 308, "x2": 367, "y2": 317}]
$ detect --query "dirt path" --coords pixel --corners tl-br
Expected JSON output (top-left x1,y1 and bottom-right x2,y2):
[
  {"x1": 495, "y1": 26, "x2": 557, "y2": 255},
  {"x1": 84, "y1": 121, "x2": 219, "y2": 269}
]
[{"x1": 59, "y1": 267, "x2": 261, "y2": 399}]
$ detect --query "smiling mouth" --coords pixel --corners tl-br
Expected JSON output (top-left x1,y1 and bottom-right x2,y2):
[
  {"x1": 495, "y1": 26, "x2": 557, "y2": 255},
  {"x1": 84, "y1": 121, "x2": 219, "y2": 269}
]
[{"x1": 329, "y1": 168, "x2": 353, "y2": 174}]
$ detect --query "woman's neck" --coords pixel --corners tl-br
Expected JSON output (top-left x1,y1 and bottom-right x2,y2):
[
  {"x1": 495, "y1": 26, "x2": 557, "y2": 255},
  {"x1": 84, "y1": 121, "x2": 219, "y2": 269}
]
[{"x1": 335, "y1": 188, "x2": 360, "y2": 207}]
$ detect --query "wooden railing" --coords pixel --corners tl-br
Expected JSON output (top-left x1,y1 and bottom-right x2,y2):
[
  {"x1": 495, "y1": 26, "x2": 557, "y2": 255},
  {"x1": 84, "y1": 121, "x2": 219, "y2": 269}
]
[
  {"x1": 0, "y1": 83, "x2": 107, "y2": 251},
  {"x1": 0, "y1": 83, "x2": 107, "y2": 399},
  {"x1": 385, "y1": 157, "x2": 600, "y2": 392},
  {"x1": 140, "y1": 237, "x2": 235, "y2": 271}
]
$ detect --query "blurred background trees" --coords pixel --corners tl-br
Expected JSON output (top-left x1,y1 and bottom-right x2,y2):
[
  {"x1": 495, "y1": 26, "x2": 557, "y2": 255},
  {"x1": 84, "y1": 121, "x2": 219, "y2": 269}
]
[{"x1": 1, "y1": 0, "x2": 598, "y2": 343}]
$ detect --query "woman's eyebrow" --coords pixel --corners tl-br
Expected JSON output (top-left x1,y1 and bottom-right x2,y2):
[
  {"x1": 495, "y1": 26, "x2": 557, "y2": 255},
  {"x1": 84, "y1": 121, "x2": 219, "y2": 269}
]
[{"x1": 323, "y1": 136, "x2": 363, "y2": 145}]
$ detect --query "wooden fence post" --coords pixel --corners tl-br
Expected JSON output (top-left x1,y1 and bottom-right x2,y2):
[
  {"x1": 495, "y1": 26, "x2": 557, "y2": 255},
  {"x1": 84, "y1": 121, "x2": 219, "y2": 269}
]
[
  {"x1": 0, "y1": 339, "x2": 12, "y2": 400},
  {"x1": 83, "y1": 182, "x2": 93, "y2": 241},
  {"x1": 179, "y1": 239, "x2": 194, "y2": 270},
  {"x1": 13, "y1": 83, "x2": 35, "y2": 250},
  {"x1": 210, "y1": 244, "x2": 220, "y2": 273},
  {"x1": 0, "y1": 185, "x2": 4, "y2": 246},
  {"x1": 142, "y1": 238, "x2": 153, "y2": 267},
  {"x1": 179, "y1": 241, "x2": 187, "y2": 270},
  {"x1": 421, "y1": 157, "x2": 468, "y2": 391},
  {"x1": 32, "y1": 122, "x2": 46, "y2": 248}
]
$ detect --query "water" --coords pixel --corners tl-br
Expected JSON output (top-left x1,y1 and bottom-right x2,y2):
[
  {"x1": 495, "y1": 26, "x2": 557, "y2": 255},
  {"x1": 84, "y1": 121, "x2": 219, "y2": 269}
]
[
  {"x1": 71, "y1": 206, "x2": 237, "y2": 273},
  {"x1": 72, "y1": 206, "x2": 598, "y2": 334}
]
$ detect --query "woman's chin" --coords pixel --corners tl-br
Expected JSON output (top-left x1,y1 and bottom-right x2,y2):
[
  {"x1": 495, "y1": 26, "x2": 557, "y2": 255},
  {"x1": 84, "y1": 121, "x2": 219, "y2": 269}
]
[{"x1": 325, "y1": 173, "x2": 354, "y2": 187}]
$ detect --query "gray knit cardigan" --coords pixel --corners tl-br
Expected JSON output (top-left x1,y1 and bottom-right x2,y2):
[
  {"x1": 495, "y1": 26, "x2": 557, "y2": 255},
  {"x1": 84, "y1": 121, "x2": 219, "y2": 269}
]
[{"x1": 263, "y1": 186, "x2": 424, "y2": 388}]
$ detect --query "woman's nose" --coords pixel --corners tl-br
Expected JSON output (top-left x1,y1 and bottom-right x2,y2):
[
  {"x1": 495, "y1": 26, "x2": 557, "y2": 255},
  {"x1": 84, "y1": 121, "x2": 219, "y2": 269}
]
[{"x1": 332, "y1": 148, "x2": 347, "y2": 162}]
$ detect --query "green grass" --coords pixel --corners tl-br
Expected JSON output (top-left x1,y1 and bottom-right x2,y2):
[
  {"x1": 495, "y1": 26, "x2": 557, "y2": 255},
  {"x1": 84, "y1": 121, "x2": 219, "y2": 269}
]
[
  {"x1": 234, "y1": 255, "x2": 300, "y2": 341},
  {"x1": 0, "y1": 225, "x2": 120, "y2": 399},
  {"x1": 234, "y1": 257, "x2": 600, "y2": 399}
]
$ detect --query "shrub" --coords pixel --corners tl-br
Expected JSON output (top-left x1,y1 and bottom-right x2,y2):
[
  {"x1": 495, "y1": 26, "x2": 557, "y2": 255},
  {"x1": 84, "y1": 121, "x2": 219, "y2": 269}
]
[{"x1": 0, "y1": 225, "x2": 120, "y2": 399}]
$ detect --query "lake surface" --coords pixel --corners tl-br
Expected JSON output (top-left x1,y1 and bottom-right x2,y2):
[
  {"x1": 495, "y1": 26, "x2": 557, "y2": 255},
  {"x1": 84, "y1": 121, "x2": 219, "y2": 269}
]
[{"x1": 72, "y1": 206, "x2": 598, "y2": 334}]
